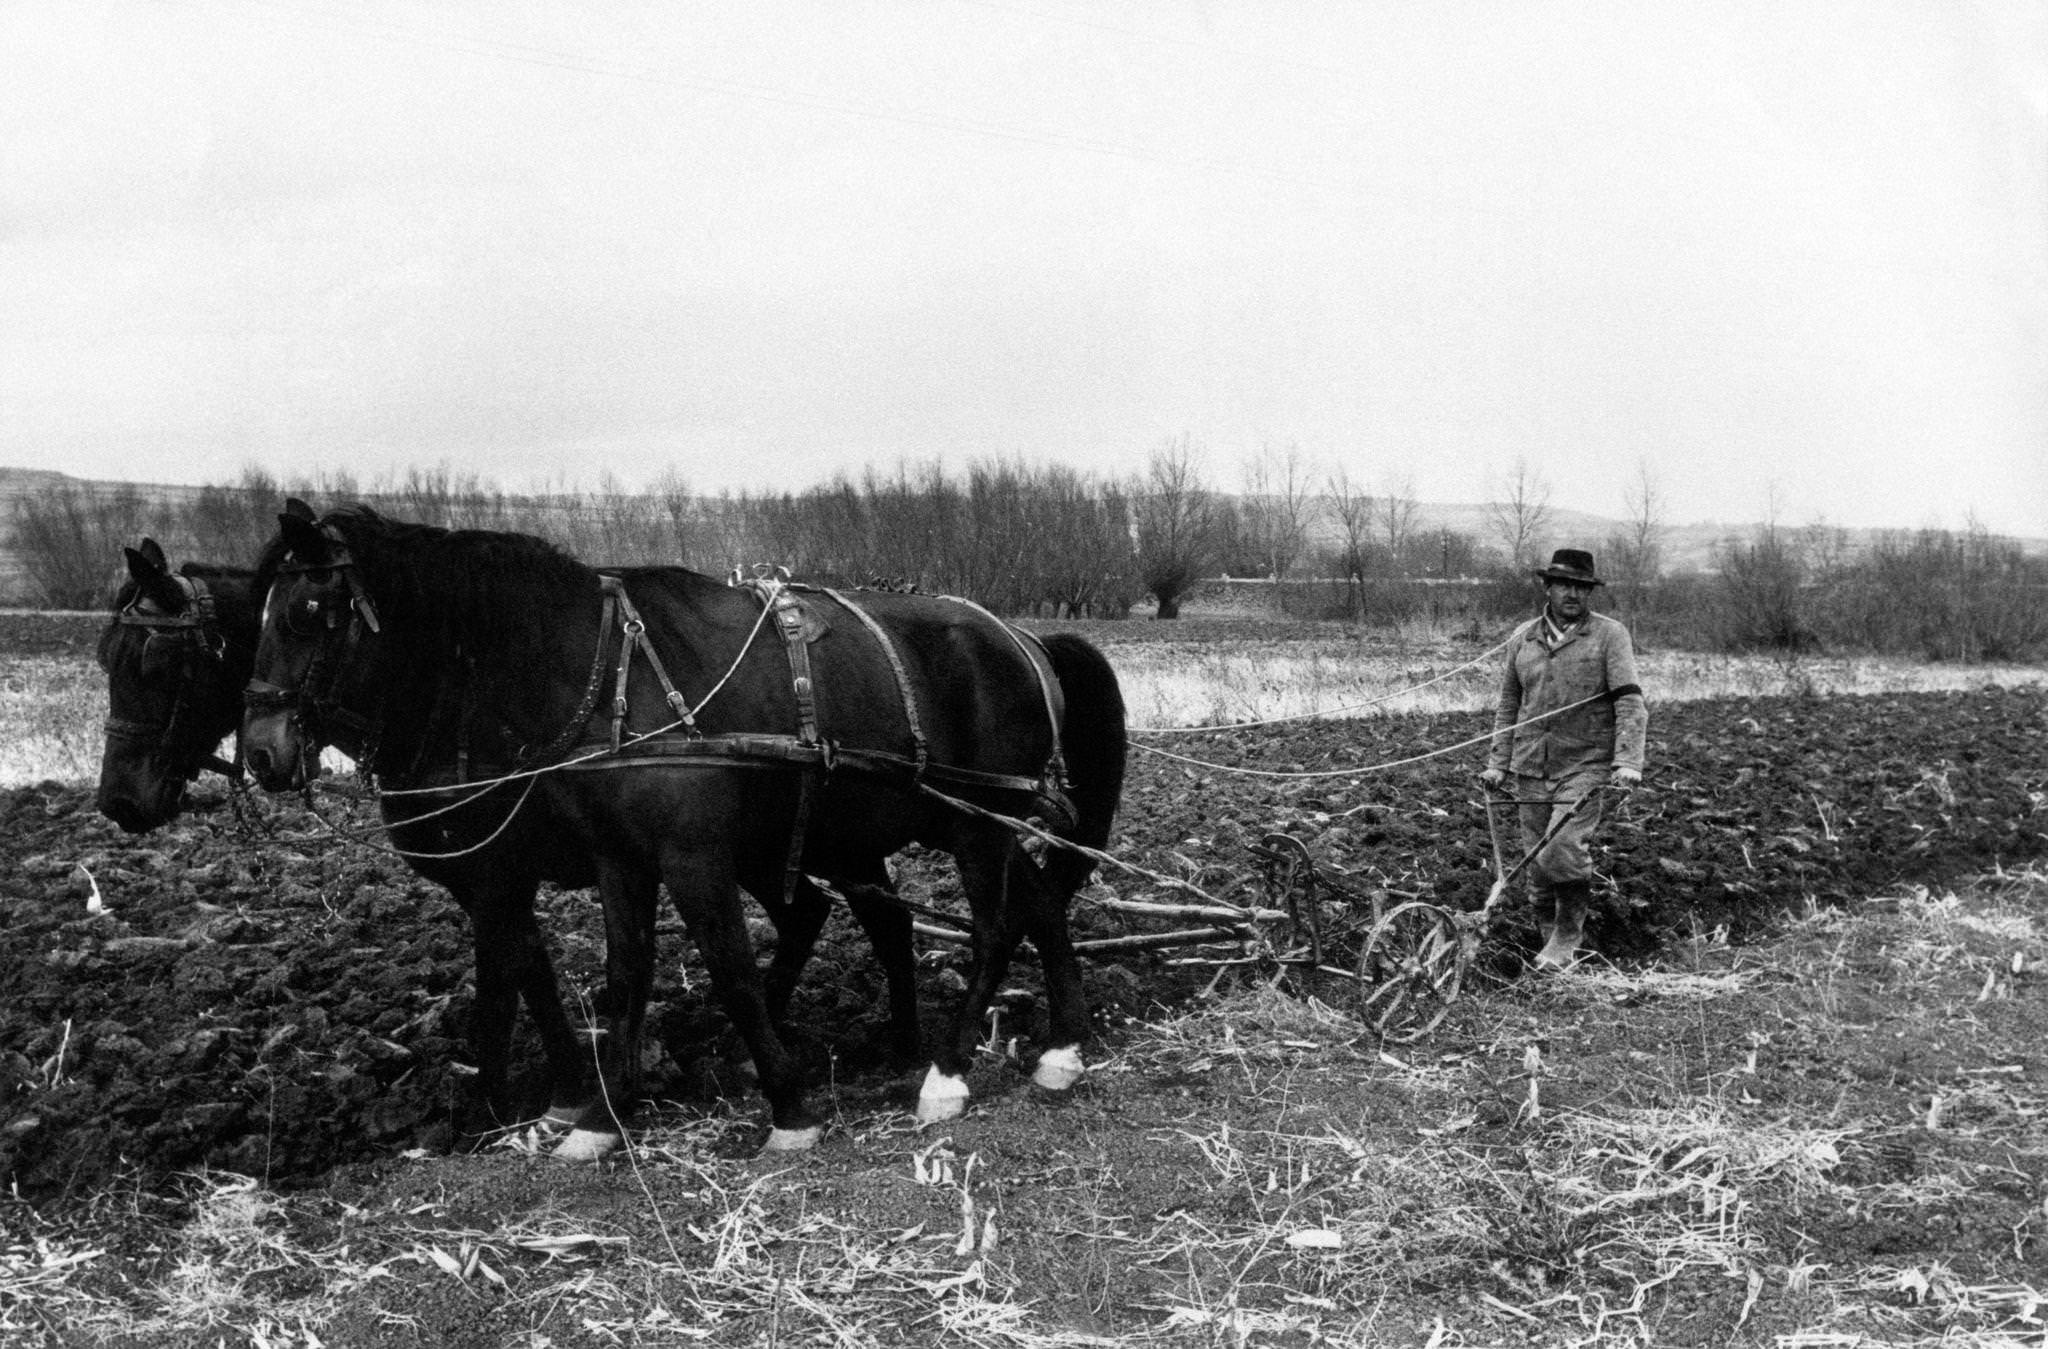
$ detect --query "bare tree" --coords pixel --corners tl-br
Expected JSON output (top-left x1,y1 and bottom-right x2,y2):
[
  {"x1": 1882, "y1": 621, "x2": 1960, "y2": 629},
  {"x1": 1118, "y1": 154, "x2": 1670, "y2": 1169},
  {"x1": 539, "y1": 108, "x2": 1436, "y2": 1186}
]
[
  {"x1": 1015, "y1": 465, "x2": 1130, "y2": 617},
  {"x1": 1325, "y1": 465, "x2": 1374, "y2": 620},
  {"x1": 179, "y1": 465, "x2": 284, "y2": 562},
  {"x1": 9, "y1": 481, "x2": 155, "y2": 608},
  {"x1": 1602, "y1": 458, "x2": 1666, "y2": 621},
  {"x1": 1132, "y1": 434, "x2": 1220, "y2": 620},
  {"x1": 1375, "y1": 471, "x2": 1421, "y2": 570},
  {"x1": 1486, "y1": 457, "x2": 1553, "y2": 571},
  {"x1": 650, "y1": 466, "x2": 693, "y2": 561},
  {"x1": 1237, "y1": 442, "x2": 1317, "y2": 585},
  {"x1": 1715, "y1": 520, "x2": 1816, "y2": 652}
]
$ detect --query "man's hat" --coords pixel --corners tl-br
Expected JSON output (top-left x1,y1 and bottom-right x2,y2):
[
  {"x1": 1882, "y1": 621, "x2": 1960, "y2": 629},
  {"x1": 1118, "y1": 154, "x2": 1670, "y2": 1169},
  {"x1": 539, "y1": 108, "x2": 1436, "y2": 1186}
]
[{"x1": 1534, "y1": 548, "x2": 1604, "y2": 586}]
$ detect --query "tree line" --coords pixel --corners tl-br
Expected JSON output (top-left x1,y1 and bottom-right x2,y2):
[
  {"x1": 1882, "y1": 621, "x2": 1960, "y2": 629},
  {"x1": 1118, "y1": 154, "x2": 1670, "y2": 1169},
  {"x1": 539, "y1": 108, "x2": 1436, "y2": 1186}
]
[{"x1": 9, "y1": 444, "x2": 2045, "y2": 662}]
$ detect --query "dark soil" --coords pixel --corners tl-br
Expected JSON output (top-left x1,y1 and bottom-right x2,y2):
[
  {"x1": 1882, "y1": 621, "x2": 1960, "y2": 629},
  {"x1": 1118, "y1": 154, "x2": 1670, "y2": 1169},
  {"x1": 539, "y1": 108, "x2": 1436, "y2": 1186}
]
[{"x1": 4, "y1": 685, "x2": 2043, "y2": 1203}]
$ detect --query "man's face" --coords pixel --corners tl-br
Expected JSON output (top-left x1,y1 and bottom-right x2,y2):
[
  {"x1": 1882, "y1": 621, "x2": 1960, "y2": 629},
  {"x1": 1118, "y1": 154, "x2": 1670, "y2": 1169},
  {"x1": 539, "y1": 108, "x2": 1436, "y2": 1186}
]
[{"x1": 1545, "y1": 579, "x2": 1594, "y2": 622}]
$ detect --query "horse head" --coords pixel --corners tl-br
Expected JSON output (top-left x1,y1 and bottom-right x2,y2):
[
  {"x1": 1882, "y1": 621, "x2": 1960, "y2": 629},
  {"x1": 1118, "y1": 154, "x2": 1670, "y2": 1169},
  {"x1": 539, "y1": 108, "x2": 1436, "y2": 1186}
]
[
  {"x1": 243, "y1": 500, "x2": 387, "y2": 791},
  {"x1": 95, "y1": 539, "x2": 251, "y2": 832}
]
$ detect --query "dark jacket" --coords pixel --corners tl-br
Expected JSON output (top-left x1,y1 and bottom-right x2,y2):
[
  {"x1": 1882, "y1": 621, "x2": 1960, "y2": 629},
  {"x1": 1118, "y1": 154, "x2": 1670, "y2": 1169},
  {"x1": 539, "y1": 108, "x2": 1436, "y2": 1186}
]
[{"x1": 1486, "y1": 611, "x2": 1648, "y2": 778}]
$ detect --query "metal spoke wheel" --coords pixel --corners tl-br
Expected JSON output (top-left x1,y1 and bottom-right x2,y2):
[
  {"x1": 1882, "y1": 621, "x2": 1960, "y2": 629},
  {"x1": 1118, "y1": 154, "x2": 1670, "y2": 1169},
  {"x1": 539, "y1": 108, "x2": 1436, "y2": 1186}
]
[{"x1": 1356, "y1": 900, "x2": 1465, "y2": 1042}]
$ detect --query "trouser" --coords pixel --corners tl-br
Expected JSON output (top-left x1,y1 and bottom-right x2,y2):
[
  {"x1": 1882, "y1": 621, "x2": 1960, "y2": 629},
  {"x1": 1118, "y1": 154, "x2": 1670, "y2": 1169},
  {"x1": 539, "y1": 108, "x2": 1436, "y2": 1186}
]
[
  {"x1": 1514, "y1": 767, "x2": 1608, "y2": 899},
  {"x1": 1516, "y1": 767, "x2": 1608, "y2": 964}
]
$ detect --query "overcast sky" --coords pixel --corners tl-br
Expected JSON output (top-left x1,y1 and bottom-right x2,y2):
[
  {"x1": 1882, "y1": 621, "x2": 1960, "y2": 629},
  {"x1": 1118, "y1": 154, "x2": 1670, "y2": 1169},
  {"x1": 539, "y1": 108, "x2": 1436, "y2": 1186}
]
[{"x1": 4, "y1": 1, "x2": 2044, "y2": 536}]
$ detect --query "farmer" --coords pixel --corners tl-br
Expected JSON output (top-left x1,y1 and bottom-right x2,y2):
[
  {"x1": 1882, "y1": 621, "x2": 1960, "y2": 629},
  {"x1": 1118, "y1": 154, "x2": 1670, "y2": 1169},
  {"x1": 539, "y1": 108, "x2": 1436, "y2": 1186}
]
[{"x1": 1479, "y1": 548, "x2": 1648, "y2": 969}]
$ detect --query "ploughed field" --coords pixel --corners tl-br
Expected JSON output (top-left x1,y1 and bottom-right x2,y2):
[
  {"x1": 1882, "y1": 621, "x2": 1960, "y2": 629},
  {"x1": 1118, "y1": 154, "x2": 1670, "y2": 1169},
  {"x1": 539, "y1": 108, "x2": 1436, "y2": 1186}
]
[
  {"x1": 5, "y1": 605, "x2": 2048, "y2": 1347},
  {"x1": 4, "y1": 657, "x2": 2042, "y2": 1198}
]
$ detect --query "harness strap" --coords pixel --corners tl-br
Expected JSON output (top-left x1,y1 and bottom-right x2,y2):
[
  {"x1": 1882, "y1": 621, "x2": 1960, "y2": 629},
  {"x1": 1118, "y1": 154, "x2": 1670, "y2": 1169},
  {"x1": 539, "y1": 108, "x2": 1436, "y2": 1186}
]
[
  {"x1": 764, "y1": 586, "x2": 821, "y2": 748},
  {"x1": 937, "y1": 592, "x2": 1068, "y2": 788},
  {"x1": 555, "y1": 735, "x2": 1049, "y2": 795},
  {"x1": 158, "y1": 575, "x2": 208, "y2": 756},
  {"x1": 735, "y1": 571, "x2": 827, "y2": 907},
  {"x1": 823, "y1": 588, "x2": 928, "y2": 781},
  {"x1": 609, "y1": 584, "x2": 700, "y2": 750}
]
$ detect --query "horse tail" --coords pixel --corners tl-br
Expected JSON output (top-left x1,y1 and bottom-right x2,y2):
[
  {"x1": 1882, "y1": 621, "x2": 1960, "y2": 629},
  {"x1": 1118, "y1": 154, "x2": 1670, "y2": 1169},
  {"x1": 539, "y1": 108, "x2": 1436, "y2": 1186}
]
[{"x1": 1038, "y1": 632, "x2": 1127, "y2": 894}]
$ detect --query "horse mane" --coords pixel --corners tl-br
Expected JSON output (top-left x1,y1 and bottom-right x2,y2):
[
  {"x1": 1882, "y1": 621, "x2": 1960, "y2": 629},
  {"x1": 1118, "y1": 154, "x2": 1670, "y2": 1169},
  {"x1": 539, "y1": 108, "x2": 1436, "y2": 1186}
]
[{"x1": 289, "y1": 506, "x2": 600, "y2": 765}]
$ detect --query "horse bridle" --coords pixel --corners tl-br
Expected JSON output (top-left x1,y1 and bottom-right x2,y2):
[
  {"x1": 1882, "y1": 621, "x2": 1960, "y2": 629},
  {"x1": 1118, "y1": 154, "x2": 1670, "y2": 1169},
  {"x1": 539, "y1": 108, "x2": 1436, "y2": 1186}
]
[
  {"x1": 103, "y1": 574, "x2": 242, "y2": 780},
  {"x1": 245, "y1": 529, "x2": 388, "y2": 770}
]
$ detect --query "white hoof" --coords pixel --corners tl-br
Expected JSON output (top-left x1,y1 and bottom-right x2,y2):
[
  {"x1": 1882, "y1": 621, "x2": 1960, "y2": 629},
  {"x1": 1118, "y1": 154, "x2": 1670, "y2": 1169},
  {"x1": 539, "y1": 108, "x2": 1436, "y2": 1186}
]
[
  {"x1": 762, "y1": 1124, "x2": 824, "y2": 1152},
  {"x1": 915, "y1": 1065, "x2": 970, "y2": 1124},
  {"x1": 540, "y1": 1105, "x2": 582, "y2": 1131},
  {"x1": 553, "y1": 1127, "x2": 623, "y2": 1162},
  {"x1": 1032, "y1": 1045, "x2": 1086, "y2": 1093}
]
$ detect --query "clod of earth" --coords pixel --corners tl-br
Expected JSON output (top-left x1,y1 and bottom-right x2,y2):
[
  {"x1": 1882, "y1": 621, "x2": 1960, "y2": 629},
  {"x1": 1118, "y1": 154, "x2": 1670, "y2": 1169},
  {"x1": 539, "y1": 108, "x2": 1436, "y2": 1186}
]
[{"x1": 1, "y1": 688, "x2": 2043, "y2": 1199}]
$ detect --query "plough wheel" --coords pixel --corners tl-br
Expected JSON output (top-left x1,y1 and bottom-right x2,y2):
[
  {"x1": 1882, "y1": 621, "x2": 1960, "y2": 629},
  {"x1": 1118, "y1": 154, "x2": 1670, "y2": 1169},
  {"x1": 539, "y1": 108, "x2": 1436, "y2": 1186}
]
[{"x1": 1356, "y1": 901, "x2": 1464, "y2": 1043}]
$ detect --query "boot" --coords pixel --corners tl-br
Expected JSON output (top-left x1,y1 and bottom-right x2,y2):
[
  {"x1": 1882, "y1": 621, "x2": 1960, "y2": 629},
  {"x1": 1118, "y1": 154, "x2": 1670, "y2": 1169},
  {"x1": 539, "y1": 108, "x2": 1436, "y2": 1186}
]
[{"x1": 1535, "y1": 880, "x2": 1592, "y2": 970}]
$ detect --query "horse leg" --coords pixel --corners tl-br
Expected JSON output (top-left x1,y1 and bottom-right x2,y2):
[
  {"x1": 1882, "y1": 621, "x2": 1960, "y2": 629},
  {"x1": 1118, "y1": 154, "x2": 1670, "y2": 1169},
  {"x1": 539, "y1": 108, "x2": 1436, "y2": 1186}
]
[
  {"x1": 837, "y1": 869, "x2": 921, "y2": 1064},
  {"x1": 1015, "y1": 851, "x2": 1089, "y2": 1095},
  {"x1": 553, "y1": 857, "x2": 659, "y2": 1163},
  {"x1": 757, "y1": 876, "x2": 830, "y2": 1027},
  {"x1": 497, "y1": 890, "x2": 594, "y2": 1133},
  {"x1": 745, "y1": 864, "x2": 918, "y2": 1067},
  {"x1": 460, "y1": 898, "x2": 524, "y2": 1129},
  {"x1": 665, "y1": 841, "x2": 823, "y2": 1152},
  {"x1": 917, "y1": 829, "x2": 1029, "y2": 1124},
  {"x1": 599, "y1": 862, "x2": 660, "y2": 1100}
]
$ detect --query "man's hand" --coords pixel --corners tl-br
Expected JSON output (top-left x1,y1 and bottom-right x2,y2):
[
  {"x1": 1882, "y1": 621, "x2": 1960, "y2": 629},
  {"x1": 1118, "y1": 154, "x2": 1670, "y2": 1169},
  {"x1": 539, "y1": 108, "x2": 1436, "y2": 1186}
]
[{"x1": 1478, "y1": 767, "x2": 1505, "y2": 790}]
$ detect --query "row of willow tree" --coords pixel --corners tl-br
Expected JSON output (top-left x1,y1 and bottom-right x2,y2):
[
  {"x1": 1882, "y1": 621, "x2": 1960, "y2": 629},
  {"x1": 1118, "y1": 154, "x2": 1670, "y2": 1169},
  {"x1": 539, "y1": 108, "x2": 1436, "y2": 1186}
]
[
  {"x1": 9, "y1": 453, "x2": 2046, "y2": 661},
  {"x1": 10, "y1": 451, "x2": 1449, "y2": 620}
]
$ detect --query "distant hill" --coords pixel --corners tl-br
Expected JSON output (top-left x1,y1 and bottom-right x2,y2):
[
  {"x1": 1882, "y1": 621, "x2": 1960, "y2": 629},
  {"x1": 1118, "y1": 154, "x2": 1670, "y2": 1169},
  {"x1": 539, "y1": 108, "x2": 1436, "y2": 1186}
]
[
  {"x1": 0, "y1": 468, "x2": 211, "y2": 602},
  {"x1": 1251, "y1": 496, "x2": 2046, "y2": 576}
]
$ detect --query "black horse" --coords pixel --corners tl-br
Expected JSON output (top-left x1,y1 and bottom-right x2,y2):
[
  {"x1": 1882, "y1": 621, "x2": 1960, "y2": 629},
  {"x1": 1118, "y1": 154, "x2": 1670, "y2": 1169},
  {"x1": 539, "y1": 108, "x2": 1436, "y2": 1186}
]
[
  {"x1": 95, "y1": 539, "x2": 258, "y2": 832},
  {"x1": 99, "y1": 529, "x2": 919, "y2": 1149},
  {"x1": 241, "y1": 503, "x2": 1127, "y2": 1155}
]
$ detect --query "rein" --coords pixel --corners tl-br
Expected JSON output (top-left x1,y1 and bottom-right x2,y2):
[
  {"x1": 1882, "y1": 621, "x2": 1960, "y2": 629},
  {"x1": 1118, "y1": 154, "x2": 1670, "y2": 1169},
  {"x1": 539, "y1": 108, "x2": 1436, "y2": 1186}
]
[{"x1": 1136, "y1": 692, "x2": 1609, "y2": 783}]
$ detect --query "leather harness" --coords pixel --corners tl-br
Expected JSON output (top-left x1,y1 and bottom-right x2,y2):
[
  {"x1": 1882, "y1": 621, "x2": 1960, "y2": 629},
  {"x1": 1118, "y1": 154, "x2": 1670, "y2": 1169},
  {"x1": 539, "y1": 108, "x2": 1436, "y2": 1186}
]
[
  {"x1": 559, "y1": 572, "x2": 1076, "y2": 902},
  {"x1": 254, "y1": 550, "x2": 1076, "y2": 897}
]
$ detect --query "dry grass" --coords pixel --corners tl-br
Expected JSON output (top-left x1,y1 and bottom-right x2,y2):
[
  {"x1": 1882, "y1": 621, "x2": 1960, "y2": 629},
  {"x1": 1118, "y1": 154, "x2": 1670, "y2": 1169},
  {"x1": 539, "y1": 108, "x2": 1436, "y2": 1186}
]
[
  {"x1": 8, "y1": 631, "x2": 2043, "y2": 784},
  {"x1": 1098, "y1": 638, "x2": 2046, "y2": 732},
  {"x1": 0, "y1": 655, "x2": 106, "y2": 786},
  {"x1": 18, "y1": 871, "x2": 2045, "y2": 1346}
]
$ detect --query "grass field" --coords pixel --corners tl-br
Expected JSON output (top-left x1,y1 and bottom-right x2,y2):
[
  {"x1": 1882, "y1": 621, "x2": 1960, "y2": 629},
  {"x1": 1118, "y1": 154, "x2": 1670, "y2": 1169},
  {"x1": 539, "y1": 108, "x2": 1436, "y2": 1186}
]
[{"x1": 13, "y1": 618, "x2": 2044, "y2": 786}]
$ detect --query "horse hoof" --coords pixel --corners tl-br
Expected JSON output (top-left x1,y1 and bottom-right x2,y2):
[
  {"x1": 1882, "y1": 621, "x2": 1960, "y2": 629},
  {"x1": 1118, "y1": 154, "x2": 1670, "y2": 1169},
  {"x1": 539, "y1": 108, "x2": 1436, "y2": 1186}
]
[
  {"x1": 762, "y1": 1125, "x2": 824, "y2": 1152},
  {"x1": 553, "y1": 1128, "x2": 623, "y2": 1162},
  {"x1": 1533, "y1": 940, "x2": 1583, "y2": 971},
  {"x1": 1031, "y1": 1045, "x2": 1086, "y2": 1093},
  {"x1": 915, "y1": 1066, "x2": 969, "y2": 1124},
  {"x1": 540, "y1": 1105, "x2": 582, "y2": 1131}
]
